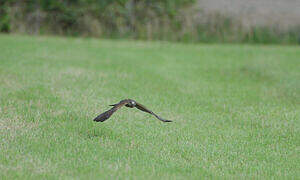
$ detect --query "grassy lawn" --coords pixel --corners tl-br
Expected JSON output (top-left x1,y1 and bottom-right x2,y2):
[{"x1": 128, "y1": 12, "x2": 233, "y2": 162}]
[{"x1": 0, "y1": 34, "x2": 299, "y2": 179}]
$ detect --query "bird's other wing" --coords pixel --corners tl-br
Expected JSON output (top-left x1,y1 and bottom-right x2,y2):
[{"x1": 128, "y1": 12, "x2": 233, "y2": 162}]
[
  {"x1": 135, "y1": 102, "x2": 172, "y2": 122},
  {"x1": 93, "y1": 100, "x2": 130, "y2": 122}
]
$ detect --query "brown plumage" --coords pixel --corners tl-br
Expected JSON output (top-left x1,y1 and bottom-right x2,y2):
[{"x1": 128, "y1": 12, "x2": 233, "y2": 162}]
[{"x1": 93, "y1": 99, "x2": 172, "y2": 122}]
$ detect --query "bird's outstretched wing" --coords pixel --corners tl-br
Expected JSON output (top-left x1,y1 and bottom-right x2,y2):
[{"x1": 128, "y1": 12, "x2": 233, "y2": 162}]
[
  {"x1": 93, "y1": 100, "x2": 130, "y2": 122},
  {"x1": 135, "y1": 102, "x2": 172, "y2": 122}
]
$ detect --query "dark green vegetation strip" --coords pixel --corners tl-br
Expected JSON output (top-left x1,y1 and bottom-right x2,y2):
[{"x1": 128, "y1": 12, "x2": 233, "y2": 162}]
[{"x1": 0, "y1": 0, "x2": 299, "y2": 44}]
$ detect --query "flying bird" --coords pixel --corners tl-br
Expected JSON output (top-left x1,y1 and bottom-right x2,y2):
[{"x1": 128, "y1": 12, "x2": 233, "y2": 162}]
[{"x1": 93, "y1": 99, "x2": 172, "y2": 122}]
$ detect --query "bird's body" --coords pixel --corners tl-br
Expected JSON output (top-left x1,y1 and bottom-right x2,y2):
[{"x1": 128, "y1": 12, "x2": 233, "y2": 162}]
[{"x1": 93, "y1": 99, "x2": 172, "y2": 122}]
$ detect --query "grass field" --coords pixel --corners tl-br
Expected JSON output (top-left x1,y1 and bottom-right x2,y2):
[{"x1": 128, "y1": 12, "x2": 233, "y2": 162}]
[{"x1": 0, "y1": 34, "x2": 299, "y2": 179}]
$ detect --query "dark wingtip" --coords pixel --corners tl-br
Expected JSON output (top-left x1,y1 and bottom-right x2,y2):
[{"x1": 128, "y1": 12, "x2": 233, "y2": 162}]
[
  {"x1": 154, "y1": 114, "x2": 172, "y2": 123},
  {"x1": 93, "y1": 118, "x2": 101, "y2": 122},
  {"x1": 93, "y1": 116, "x2": 107, "y2": 122},
  {"x1": 163, "y1": 120, "x2": 172, "y2": 122}
]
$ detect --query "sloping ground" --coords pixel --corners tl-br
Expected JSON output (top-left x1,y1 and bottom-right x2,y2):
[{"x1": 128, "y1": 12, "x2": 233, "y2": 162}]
[{"x1": 0, "y1": 34, "x2": 299, "y2": 179}]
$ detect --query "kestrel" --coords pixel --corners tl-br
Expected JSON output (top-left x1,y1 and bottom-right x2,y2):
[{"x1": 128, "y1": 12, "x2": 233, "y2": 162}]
[{"x1": 93, "y1": 99, "x2": 172, "y2": 122}]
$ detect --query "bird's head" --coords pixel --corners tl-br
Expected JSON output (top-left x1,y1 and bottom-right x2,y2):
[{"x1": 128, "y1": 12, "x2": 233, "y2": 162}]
[{"x1": 127, "y1": 99, "x2": 136, "y2": 108}]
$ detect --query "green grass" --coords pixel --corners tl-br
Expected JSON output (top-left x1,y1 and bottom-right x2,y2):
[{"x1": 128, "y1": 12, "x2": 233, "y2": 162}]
[{"x1": 0, "y1": 34, "x2": 299, "y2": 179}]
